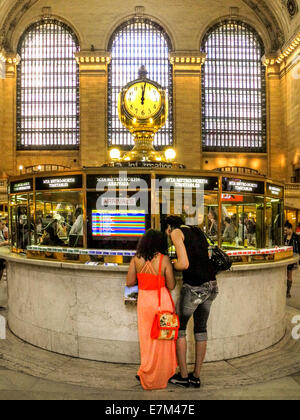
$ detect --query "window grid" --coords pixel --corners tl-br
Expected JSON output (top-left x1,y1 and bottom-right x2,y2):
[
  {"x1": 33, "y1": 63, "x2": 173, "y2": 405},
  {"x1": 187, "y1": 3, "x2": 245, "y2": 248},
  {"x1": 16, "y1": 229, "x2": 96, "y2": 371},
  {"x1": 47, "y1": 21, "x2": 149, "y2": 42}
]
[
  {"x1": 17, "y1": 19, "x2": 80, "y2": 150},
  {"x1": 201, "y1": 21, "x2": 266, "y2": 152},
  {"x1": 108, "y1": 18, "x2": 173, "y2": 150}
]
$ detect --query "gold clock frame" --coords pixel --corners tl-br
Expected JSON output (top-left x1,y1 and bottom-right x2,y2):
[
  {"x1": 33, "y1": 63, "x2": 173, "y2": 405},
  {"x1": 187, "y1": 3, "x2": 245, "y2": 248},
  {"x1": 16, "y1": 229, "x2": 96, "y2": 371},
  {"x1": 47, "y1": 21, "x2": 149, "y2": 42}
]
[{"x1": 117, "y1": 74, "x2": 169, "y2": 162}]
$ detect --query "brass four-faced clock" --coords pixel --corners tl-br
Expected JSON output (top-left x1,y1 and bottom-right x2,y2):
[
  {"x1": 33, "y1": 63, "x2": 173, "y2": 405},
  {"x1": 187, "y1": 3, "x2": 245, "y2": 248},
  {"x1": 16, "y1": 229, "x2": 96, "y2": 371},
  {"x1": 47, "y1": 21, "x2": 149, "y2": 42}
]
[
  {"x1": 118, "y1": 66, "x2": 168, "y2": 162},
  {"x1": 123, "y1": 81, "x2": 162, "y2": 120}
]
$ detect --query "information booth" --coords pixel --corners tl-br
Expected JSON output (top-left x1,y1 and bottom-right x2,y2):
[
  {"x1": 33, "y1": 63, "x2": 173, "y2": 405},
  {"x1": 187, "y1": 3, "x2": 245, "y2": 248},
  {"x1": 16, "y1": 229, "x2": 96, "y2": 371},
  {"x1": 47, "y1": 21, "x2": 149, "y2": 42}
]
[
  {"x1": 8, "y1": 168, "x2": 289, "y2": 264},
  {"x1": 2, "y1": 168, "x2": 297, "y2": 364}
]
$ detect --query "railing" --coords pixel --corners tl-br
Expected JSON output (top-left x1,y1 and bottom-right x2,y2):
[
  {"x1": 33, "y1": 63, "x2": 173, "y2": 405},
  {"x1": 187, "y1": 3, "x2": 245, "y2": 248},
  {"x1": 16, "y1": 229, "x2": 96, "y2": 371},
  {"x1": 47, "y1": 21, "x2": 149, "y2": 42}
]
[
  {"x1": 214, "y1": 166, "x2": 261, "y2": 175},
  {"x1": 285, "y1": 183, "x2": 300, "y2": 191},
  {"x1": 0, "y1": 178, "x2": 8, "y2": 205},
  {"x1": 0, "y1": 178, "x2": 7, "y2": 193},
  {"x1": 19, "y1": 164, "x2": 71, "y2": 175}
]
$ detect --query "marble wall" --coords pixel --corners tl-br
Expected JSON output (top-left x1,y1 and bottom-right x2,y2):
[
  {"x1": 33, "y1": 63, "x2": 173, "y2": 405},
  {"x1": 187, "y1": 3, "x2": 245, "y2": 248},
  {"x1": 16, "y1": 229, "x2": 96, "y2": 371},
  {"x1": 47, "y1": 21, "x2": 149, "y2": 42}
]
[{"x1": 4, "y1": 255, "x2": 292, "y2": 364}]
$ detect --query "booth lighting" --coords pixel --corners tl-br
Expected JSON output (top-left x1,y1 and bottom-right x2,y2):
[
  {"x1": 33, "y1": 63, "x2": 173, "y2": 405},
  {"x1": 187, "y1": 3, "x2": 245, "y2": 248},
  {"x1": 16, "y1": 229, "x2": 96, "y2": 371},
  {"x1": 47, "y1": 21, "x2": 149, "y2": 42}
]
[
  {"x1": 164, "y1": 148, "x2": 176, "y2": 161},
  {"x1": 18, "y1": 165, "x2": 23, "y2": 172},
  {"x1": 109, "y1": 148, "x2": 121, "y2": 160}
]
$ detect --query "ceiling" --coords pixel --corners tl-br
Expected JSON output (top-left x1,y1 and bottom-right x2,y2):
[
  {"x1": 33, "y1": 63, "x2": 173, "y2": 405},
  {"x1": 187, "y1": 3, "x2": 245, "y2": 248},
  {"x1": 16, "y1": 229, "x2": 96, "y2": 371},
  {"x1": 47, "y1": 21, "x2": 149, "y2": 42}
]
[{"x1": 0, "y1": 0, "x2": 299, "y2": 52}]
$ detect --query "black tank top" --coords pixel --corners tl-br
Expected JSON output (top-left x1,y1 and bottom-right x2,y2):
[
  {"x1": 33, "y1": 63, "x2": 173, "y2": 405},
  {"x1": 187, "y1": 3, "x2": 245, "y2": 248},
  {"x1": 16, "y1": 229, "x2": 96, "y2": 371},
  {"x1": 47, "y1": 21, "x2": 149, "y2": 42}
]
[{"x1": 179, "y1": 226, "x2": 216, "y2": 286}]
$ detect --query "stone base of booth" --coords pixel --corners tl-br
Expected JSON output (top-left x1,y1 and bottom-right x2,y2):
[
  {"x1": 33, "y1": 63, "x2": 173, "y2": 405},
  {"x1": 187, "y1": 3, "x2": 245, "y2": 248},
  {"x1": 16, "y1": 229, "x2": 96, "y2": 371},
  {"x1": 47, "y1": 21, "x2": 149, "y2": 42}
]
[
  {"x1": 7, "y1": 311, "x2": 286, "y2": 364},
  {"x1": 2, "y1": 249, "x2": 296, "y2": 364}
]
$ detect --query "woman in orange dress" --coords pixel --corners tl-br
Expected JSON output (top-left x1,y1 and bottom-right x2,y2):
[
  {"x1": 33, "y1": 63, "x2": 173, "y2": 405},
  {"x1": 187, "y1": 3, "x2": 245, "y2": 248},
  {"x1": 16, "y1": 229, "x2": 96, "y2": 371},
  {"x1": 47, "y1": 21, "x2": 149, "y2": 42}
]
[{"x1": 126, "y1": 229, "x2": 177, "y2": 390}]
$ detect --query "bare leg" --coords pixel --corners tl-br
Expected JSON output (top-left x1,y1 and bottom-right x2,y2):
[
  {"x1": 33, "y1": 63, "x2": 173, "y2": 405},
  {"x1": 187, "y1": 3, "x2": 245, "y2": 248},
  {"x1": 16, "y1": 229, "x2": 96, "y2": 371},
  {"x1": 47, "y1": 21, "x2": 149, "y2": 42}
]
[
  {"x1": 176, "y1": 337, "x2": 188, "y2": 378},
  {"x1": 194, "y1": 341, "x2": 207, "y2": 378}
]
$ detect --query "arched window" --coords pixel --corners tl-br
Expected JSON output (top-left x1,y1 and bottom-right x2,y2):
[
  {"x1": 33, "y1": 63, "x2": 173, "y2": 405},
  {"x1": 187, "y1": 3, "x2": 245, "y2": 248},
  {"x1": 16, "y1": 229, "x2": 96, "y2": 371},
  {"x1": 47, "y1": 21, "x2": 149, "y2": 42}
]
[
  {"x1": 17, "y1": 19, "x2": 80, "y2": 150},
  {"x1": 201, "y1": 21, "x2": 266, "y2": 152},
  {"x1": 108, "y1": 18, "x2": 173, "y2": 149}
]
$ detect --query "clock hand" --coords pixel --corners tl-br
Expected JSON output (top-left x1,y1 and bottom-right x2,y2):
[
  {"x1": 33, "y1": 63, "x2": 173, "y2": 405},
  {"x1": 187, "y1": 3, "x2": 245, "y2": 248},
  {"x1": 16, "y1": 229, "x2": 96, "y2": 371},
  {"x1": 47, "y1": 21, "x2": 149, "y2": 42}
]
[{"x1": 141, "y1": 82, "x2": 146, "y2": 105}]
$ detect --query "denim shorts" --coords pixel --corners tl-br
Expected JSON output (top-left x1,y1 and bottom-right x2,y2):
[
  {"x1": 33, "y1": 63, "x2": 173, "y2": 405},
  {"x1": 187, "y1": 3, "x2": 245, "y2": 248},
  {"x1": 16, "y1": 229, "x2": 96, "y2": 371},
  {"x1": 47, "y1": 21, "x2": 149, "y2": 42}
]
[{"x1": 176, "y1": 281, "x2": 218, "y2": 342}]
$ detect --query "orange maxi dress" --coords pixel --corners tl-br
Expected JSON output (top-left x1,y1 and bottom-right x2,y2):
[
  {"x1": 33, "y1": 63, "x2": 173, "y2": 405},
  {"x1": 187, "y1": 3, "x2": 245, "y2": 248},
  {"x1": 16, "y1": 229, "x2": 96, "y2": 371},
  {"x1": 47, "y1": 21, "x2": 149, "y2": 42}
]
[{"x1": 137, "y1": 254, "x2": 178, "y2": 390}]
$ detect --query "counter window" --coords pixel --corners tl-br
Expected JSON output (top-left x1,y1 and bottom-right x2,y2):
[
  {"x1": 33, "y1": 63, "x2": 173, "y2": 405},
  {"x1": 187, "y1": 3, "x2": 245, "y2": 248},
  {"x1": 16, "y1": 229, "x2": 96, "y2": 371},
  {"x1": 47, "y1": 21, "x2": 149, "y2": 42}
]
[
  {"x1": 35, "y1": 191, "x2": 84, "y2": 248},
  {"x1": 221, "y1": 194, "x2": 264, "y2": 249},
  {"x1": 266, "y1": 198, "x2": 284, "y2": 247},
  {"x1": 10, "y1": 193, "x2": 34, "y2": 250},
  {"x1": 159, "y1": 189, "x2": 219, "y2": 241}
]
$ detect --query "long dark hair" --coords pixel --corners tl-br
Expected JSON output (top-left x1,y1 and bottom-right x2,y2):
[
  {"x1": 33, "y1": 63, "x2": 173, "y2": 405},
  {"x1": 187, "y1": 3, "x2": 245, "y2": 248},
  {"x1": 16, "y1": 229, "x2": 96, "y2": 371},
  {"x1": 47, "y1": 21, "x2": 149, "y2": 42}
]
[{"x1": 136, "y1": 229, "x2": 168, "y2": 261}]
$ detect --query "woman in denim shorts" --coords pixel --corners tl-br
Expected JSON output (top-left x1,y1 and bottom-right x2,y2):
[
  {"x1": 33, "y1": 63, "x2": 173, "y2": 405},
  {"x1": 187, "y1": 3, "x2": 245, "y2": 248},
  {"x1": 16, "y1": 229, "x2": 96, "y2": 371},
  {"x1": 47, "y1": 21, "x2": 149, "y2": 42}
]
[{"x1": 164, "y1": 216, "x2": 218, "y2": 388}]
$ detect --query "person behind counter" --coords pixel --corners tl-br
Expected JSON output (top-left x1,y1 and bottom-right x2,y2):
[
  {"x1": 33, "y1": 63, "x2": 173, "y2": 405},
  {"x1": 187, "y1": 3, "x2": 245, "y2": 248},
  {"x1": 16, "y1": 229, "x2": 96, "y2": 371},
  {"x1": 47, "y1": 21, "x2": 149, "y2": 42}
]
[
  {"x1": 164, "y1": 216, "x2": 218, "y2": 389},
  {"x1": 40, "y1": 222, "x2": 65, "y2": 247},
  {"x1": 69, "y1": 207, "x2": 83, "y2": 236},
  {"x1": 222, "y1": 217, "x2": 236, "y2": 243},
  {"x1": 126, "y1": 229, "x2": 177, "y2": 390},
  {"x1": 0, "y1": 218, "x2": 9, "y2": 285},
  {"x1": 2, "y1": 218, "x2": 8, "y2": 241},
  {"x1": 69, "y1": 207, "x2": 83, "y2": 247},
  {"x1": 207, "y1": 208, "x2": 218, "y2": 238},
  {"x1": 284, "y1": 221, "x2": 300, "y2": 298}
]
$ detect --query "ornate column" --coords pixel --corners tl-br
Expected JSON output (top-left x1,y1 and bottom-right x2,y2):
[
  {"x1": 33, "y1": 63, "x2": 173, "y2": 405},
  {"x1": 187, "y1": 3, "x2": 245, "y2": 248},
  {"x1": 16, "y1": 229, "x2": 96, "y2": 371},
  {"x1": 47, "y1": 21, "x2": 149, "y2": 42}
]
[
  {"x1": 0, "y1": 51, "x2": 20, "y2": 176},
  {"x1": 263, "y1": 54, "x2": 286, "y2": 182},
  {"x1": 75, "y1": 51, "x2": 111, "y2": 168},
  {"x1": 169, "y1": 52, "x2": 206, "y2": 170}
]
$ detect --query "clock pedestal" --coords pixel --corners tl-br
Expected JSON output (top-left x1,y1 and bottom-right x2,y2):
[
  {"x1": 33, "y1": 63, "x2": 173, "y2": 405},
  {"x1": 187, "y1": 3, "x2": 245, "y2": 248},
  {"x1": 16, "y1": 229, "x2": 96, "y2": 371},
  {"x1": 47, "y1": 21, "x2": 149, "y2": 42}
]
[{"x1": 122, "y1": 131, "x2": 165, "y2": 162}]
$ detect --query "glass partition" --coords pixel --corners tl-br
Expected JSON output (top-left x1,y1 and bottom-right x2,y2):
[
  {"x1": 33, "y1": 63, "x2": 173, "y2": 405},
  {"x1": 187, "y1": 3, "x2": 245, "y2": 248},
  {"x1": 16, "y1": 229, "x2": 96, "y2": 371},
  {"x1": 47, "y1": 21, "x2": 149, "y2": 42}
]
[
  {"x1": 266, "y1": 198, "x2": 284, "y2": 247},
  {"x1": 7, "y1": 172, "x2": 287, "y2": 254},
  {"x1": 221, "y1": 194, "x2": 264, "y2": 249},
  {"x1": 35, "y1": 191, "x2": 84, "y2": 247},
  {"x1": 10, "y1": 193, "x2": 34, "y2": 250}
]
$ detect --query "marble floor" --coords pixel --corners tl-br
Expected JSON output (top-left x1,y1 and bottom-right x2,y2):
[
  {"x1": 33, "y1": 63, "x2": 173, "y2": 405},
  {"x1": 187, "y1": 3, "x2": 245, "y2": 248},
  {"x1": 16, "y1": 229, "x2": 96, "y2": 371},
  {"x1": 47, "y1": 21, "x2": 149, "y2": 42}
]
[{"x1": 0, "y1": 271, "x2": 299, "y2": 400}]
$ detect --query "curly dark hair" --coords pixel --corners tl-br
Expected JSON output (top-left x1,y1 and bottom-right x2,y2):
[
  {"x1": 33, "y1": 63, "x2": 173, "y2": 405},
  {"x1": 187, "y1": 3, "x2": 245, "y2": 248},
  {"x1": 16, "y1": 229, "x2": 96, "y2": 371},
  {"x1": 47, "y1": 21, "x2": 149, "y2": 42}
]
[
  {"x1": 136, "y1": 229, "x2": 168, "y2": 261},
  {"x1": 162, "y1": 215, "x2": 185, "y2": 232}
]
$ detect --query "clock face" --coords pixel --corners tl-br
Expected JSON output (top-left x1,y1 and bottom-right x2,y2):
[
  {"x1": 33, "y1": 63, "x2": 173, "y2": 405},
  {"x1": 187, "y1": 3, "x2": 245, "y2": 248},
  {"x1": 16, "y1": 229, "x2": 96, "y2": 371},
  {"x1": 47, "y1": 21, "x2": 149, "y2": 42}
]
[{"x1": 124, "y1": 82, "x2": 162, "y2": 119}]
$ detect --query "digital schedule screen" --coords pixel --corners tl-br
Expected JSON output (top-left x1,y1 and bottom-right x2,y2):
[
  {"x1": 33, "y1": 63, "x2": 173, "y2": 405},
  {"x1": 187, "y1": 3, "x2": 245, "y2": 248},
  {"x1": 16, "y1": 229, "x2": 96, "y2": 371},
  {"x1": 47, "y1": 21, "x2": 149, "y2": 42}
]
[{"x1": 92, "y1": 210, "x2": 146, "y2": 238}]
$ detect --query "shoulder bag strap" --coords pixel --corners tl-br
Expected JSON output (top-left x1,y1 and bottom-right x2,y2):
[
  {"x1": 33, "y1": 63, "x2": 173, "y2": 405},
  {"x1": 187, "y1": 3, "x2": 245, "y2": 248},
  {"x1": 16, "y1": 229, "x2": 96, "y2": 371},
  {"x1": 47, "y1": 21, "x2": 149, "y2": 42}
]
[
  {"x1": 157, "y1": 253, "x2": 164, "y2": 311},
  {"x1": 157, "y1": 254, "x2": 176, "y2": 313}
]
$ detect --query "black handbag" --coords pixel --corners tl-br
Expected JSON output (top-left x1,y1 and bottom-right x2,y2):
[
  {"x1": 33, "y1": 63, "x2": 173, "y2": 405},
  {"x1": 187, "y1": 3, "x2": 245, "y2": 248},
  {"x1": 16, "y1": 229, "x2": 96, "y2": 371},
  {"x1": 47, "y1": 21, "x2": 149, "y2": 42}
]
[
  {"x1": 203, "y1": 231, "x2": 232, "y2": 274},
  {"x1": 189, "y1": 226, "x2": 232, "y2": 274}
]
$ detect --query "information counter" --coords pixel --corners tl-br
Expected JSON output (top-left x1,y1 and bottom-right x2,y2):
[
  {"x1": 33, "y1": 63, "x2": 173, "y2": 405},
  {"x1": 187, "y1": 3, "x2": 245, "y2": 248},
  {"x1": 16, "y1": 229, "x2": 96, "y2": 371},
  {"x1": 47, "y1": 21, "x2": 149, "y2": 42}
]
[
  {"x1": 1, "y1": 247, "x2": 298, "y2": 363},
  {"x1": 8, "y1": 168, "x2": 285, "y2": 254},
  {"x1": 4, "y1": 168, "x2": 293, "y2": 363}
]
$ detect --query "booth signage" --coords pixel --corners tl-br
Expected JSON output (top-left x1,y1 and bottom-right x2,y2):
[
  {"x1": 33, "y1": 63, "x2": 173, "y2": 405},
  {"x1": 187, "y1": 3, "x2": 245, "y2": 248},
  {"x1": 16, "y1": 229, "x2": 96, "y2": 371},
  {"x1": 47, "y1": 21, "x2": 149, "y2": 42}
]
[
  {"x1": 267, "y1": 183, "x2": 283, "y2": 198},
  {"x1": 221, "y1": 194, "x2": 244, "y2": 202},
  {"x1": 10, "y1": 179, "x2": 33, "y2": 193},
  {"x1": 87, "y1": 174, "x2": 150, "y2": 190},
  {"x1": 222, "y1": 177, "x2": 264, "y2": 194},
  {"x1": 102, "y1": 162, "x2": 185, "y2": 169},
  {"x1": 36, "y1": 175, "x2": 82, "y2": 190},
  {"x1": 157, "y1": 176, "x2": 219, "y2": 191},
  {"x1": 101, "y1": 197, "x2": 137, "y2": 206}
]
